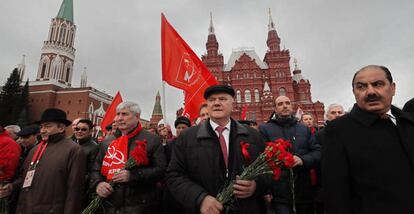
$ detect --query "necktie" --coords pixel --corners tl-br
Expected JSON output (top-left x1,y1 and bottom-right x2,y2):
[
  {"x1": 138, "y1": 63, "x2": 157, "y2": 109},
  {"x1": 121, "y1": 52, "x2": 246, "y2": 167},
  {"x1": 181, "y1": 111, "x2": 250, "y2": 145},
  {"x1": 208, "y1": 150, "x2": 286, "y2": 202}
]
[{"x1": 215, "y1": 126, "x2": 228, "y2": 168}]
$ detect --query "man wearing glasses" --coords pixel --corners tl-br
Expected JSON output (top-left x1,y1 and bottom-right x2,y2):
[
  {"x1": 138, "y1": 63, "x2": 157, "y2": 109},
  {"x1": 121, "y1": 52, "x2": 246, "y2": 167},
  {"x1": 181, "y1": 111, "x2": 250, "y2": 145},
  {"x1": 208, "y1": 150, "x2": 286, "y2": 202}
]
[{"x1": 74, "y1": 118, "x2": 99, "y2": 208}]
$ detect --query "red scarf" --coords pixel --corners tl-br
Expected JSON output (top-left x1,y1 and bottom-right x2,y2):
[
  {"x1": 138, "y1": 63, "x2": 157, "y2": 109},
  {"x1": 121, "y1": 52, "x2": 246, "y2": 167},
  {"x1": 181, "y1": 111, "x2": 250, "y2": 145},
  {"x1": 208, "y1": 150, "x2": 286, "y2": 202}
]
[{"x1": 101, "y1": 123, "x2": 142, "y2": 180}]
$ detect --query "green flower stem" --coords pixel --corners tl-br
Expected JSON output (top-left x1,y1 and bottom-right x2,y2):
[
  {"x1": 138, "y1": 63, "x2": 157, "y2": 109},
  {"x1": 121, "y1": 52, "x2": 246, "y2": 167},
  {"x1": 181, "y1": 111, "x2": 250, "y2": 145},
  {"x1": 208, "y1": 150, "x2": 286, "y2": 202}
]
[
  {"x1": 0, "y1": 197, "x2": 9, "y2": 214},
  {"x1": 81, "y1": 158, "x2": 137, "y2": 214}
]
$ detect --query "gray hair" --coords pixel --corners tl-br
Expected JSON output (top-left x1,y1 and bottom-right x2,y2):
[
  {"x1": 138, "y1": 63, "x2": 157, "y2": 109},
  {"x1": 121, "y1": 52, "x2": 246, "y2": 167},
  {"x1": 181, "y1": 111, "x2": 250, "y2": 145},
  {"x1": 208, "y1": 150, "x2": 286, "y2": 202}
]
[
  {"x1": 5, "y1": 125, "x2": 21, "y2": 134},
  {"x1": 116, "y1": 101, "x2": 141, "y2": 115},
  {"x1": 325, "y1": 104, "x2": 344, "y2": 120}
]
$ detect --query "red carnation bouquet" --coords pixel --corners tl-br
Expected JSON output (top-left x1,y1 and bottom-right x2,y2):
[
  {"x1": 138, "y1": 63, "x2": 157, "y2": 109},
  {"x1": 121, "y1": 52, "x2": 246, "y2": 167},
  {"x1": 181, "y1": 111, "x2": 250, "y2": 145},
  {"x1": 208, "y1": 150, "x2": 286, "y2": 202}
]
[
  {"x1": 216, "y1": 138, "x2": 294, "y2": 206},
  {"x1": 81, "y1": 140, "x2": 149, "y2": 214},
  {"x1": 0, "y1": 134, "x2": 21, "y2": 214}
]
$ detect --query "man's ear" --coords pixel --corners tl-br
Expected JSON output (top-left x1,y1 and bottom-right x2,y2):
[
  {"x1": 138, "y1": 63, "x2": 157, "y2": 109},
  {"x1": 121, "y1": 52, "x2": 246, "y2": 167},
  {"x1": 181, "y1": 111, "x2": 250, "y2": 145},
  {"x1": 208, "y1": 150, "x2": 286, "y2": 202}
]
[{"x1": 391, "y1": 82, "x2": 396, "y2": 96}]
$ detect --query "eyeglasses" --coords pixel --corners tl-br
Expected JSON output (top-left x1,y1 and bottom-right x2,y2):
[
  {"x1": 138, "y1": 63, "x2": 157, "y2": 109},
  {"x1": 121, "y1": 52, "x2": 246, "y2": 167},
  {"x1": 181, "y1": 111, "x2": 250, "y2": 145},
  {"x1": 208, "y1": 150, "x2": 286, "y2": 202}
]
[{"x1": 75, "y1": 127, "x2": 88, "y2": 132}]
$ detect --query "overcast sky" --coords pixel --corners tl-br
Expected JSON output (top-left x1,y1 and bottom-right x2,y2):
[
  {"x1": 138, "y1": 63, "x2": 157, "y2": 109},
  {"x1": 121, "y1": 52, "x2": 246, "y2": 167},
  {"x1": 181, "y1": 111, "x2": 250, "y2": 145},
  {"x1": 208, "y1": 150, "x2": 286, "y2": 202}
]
[{"x1": 1, "y1": 0, "x2": 413, "y2": 121}]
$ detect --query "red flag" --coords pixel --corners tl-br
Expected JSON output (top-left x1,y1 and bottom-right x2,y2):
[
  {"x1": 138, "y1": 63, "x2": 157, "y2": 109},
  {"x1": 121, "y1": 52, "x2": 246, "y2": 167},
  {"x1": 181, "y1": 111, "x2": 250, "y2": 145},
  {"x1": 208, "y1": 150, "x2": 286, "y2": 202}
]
[
  {"x1": 101, "y1": 91, "x2": 123, "y2": 134},
  {"x1": 181, "y1": 91, "x2": 203, "y2": 120},
  {"x1": 241, "y1": 105, "x2": 247, "y2": 120},
  {"x1": 161, "y1": 13, "x2": 218, "y2": 120}
]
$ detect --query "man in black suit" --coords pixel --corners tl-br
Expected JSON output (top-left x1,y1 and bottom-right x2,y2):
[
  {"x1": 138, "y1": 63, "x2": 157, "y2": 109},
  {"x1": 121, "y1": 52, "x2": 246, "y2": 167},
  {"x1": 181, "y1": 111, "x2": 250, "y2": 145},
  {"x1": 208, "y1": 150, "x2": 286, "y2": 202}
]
[
  {"x1": 167, "y1": 85, "x2": 269, "y2": 214},
  {"x1": 322, "y1": 65, "x2": 414, "y2": 214}
]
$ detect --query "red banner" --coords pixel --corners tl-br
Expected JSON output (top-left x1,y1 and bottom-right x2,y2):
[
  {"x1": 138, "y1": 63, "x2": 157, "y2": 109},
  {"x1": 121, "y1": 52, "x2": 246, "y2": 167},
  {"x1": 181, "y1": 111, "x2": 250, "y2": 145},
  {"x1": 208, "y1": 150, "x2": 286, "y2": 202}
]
[
  {"x1": 161, "y1": 13, "x2": 218, "y2": 120},
  {"x1": 241, "y1": 105, "x2": 247, "y2": 120},
  {"x1": 101, "y1": 91, "x2": 123, "y2": 134}
]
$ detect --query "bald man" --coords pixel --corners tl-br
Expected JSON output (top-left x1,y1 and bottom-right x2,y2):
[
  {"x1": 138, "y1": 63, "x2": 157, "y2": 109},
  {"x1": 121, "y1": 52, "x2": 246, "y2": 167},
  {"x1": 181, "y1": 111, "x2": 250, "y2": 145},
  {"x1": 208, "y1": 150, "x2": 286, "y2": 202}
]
[{"x1": 259, "y1": 96, "x2": 320, "y2": 214}]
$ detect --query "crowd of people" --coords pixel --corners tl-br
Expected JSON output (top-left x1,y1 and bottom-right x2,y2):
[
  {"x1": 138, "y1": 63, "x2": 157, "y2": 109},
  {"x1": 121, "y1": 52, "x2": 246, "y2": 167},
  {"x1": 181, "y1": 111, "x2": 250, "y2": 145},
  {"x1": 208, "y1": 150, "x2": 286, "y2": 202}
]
[{"x1": 0, "y1": 64, "x2": 413, "y2": 214}]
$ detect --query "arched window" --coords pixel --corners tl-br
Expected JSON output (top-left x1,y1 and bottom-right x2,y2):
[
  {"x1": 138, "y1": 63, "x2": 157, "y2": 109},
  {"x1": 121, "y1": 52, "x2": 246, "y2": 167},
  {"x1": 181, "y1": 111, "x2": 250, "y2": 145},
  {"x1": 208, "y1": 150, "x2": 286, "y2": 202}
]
[
  {"x1": 65, "y1": 68, "x2": 70, "y2": 82},
  {"x1": 88, "y1": 103, "x2": 94, "y2": 120},
  {"x1": 60, "y1": 27, "x2": 65, "y2": 43},
  {"x1": 41, "y1": 63, "x2": 46, "y2": 78},
  {"x1": 279, "y1": 87, "x2": 286, "y2": 96},
  {"x1": 236, "y1": 90, "x2": 242, "y2": 103},
  {"x1": 51, "y1": 56, "x2": 62, "y2": 80},
  {"x1": 254, "y1": 89, "x2": 260, "y2": 102},
  {"x1": 245, "y1": 89, "x2": 251, "y2": 103}
]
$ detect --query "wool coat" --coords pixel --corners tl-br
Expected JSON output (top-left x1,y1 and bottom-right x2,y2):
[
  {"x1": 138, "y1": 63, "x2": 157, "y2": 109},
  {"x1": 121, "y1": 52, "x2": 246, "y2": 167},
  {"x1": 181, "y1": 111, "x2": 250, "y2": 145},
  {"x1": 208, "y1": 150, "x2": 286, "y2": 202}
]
[
  {"x1": 322, "y1": 104, "x2": 414, "y2": 214},
  {"x1": 90, "y1": 128, "x2": 166, "y2": 214},
  {"x1": 15, "y1": 133, "x2": 86, "y2": 214},
  {"x1": 167, "y1": 119, "x2": 270, "y2": 214}
]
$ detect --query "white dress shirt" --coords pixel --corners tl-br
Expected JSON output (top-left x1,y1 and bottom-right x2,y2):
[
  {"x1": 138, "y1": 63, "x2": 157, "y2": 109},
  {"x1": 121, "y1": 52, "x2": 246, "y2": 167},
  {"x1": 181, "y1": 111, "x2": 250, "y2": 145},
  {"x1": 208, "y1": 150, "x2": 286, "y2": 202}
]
[
  {"x1": 386, "y1": 109, "x2": 397, "y2": 125},
  {"x1": 209, "y1": 119, "x2": 231, "y2": 156}
]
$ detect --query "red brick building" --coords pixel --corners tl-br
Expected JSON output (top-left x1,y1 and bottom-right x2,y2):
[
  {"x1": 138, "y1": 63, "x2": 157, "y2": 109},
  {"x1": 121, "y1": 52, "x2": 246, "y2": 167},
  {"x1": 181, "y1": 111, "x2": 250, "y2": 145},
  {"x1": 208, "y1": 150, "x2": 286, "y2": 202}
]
[{"x1": 201, "y1": 11, "x2": 325, "y2": 124}]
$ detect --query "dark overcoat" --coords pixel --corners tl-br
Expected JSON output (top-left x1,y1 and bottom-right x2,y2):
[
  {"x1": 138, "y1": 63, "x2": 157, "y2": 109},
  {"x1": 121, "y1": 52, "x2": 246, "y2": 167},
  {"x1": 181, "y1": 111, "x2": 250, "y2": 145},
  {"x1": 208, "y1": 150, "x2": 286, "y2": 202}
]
[
  {"x1": 78, "y1": 137, "x2": 99, "y2": 207},
  {"x1": 90, "y1": 128, "x2": 166, "y2": 214},
  {"x1": 259, "y1": 118, "x2": 320, "y2": 204},
  {"x1": 166, "y1": 119, "x2": 270, "y2": 214},
  {"x1": 322, "y1": 104, "x2": 414, "y2": 214}
]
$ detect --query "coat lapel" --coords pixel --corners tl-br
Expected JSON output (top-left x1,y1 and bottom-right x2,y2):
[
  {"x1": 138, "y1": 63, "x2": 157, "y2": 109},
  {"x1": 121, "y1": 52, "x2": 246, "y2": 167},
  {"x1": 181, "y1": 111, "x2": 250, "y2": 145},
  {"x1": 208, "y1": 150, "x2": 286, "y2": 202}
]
[
  {"x1": 197, "y1": 119, "x2": 251, "y2": 179},
  {"x1": 228, "y1": 120, "x2": 250, "y2": 179},
  {"x1": 197, "y1": 120, "x2": 227, "y2": 178}
]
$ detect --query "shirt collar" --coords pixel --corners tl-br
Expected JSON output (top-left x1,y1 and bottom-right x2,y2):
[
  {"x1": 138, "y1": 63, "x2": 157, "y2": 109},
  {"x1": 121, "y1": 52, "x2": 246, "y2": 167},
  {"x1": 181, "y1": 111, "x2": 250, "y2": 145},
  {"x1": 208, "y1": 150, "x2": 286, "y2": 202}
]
[
  {"x1": 386, "y1": 109, "x2": 397, "y2": 125},
  {"x1": 350, "y1": 104, "x2": 397, "y2": 126},
  {"x1": 209, "y1": 119, "x2": 231, "y2": 131}
]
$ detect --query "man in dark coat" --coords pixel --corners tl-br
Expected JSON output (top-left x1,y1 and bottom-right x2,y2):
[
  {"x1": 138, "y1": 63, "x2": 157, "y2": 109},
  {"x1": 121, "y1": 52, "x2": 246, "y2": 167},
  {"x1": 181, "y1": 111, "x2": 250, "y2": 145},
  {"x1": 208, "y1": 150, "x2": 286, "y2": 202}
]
[
  {"x1": 167, "y1": 85, "x2": 270, "y2": 214},
  {"x1": 322, "y1": 65, "x2": 414, "y2": 214},
  {"x1": 259, "y1": 96, "x2": 320, "y2": 214},
  {"x1": 162, "y1": 116, "x2": 192, "y2": 214},
  {"x1": 90, "y1": 101, "x2": 166, "y2": 214},
  {"x1": 5, "y1": 125, "x2": 40, "y2": 212},
  {"x1": 74, "y1": 118, "x2": 99, "y2": 207},
  {"x1": 16, "y1": 125, "x2": 40, "y2": 161},
  {"x1": 313, "y1": 103, "x2": 346, "y2": 214},
  {"x1": 15, "y1": 108, "x2": 86, "y2": 214}
]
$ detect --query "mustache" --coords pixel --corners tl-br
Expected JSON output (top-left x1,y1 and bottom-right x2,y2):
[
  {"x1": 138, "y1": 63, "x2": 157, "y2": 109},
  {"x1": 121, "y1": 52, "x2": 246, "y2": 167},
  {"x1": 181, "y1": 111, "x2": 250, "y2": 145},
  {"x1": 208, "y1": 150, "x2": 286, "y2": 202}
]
[{"x1": 365, "y1": 94, "x2": 382, "y2": 102}]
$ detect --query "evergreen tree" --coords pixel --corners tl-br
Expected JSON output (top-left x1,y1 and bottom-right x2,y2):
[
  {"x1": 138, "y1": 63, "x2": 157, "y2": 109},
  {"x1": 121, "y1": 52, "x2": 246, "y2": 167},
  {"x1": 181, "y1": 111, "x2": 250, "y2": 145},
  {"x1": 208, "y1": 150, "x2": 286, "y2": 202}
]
[
  {"x1": 17, "y1": 80, "x2": 30, "y2": 127},
  {"x1": 0, "y1": 68, "x2": 22, "y2": 126}
]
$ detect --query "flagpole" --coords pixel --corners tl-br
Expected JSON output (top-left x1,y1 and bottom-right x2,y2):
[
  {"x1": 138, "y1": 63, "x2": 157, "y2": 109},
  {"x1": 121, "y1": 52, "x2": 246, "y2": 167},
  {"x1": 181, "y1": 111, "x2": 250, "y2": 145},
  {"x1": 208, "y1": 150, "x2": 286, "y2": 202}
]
[{"x1": 162, "y1": 81, "x2": 167, "y2": 123}]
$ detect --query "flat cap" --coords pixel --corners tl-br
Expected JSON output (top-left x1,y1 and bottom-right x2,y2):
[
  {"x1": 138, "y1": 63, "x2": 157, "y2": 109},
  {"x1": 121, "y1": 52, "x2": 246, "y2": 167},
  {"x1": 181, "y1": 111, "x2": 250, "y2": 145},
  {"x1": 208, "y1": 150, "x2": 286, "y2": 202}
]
[
  {"x1": 174, "y1": 116, "x2": 192, "y2": 128},
  {"x1": 17, "y1": 125, "x2": 40, "y2": 137},
  {"x1": 203, "y1": 85, "x2": 235, "y2": 99}
]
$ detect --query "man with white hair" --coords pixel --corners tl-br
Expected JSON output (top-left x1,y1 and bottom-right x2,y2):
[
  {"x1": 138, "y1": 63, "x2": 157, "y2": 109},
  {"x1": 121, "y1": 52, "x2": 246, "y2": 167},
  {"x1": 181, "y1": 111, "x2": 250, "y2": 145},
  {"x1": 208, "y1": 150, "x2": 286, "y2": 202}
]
[
  {"x1": 90, "y1": 101, "x2": 167, "y2": 213},
  {"x1": 324, "y1": 104, "x2": 345, "y2": 122},
  {"x1": 4, "y1": 125, "x2": 21, "y2": 141}
]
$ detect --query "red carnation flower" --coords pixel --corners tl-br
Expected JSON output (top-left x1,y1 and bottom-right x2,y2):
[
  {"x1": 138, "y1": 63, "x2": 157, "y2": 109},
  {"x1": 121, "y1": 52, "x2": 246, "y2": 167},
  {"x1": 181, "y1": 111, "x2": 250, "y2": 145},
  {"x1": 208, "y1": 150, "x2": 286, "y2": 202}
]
[
  {"x1": 310, "y1": 127, "x2": 316, "y2": 135},
  {"x1": 272, "y1": 167, "x2": 282, "y2": 180},
  {"x1": 130, "y1": 140, "x2": 149, "y2": 166},
  {"x1": 240, "y1": 141, "x2": 251, "y2": 165}
]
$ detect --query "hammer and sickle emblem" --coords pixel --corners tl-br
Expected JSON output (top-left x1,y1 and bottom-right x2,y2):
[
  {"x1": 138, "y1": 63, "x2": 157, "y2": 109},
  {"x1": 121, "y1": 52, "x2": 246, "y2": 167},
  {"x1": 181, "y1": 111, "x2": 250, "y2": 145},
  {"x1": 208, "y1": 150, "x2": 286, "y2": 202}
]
[
  {"x1": 106, "y1": 146, "x2": 126, "y2": 165},
  {"x1": 183, "y1": 59, "x2": 195, "y2": 82}
]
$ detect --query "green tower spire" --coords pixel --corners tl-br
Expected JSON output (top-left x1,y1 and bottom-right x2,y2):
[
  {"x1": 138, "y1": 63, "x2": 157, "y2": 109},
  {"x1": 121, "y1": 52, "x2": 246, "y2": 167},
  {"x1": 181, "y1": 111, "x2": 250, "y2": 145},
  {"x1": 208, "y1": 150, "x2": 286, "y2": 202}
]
[{"x1": 56, "y1": 0, "x2": 74, "y2": 22}]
